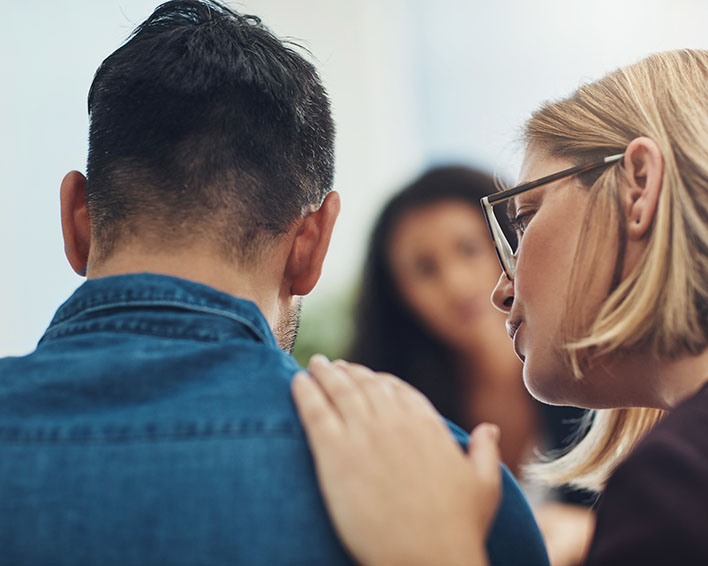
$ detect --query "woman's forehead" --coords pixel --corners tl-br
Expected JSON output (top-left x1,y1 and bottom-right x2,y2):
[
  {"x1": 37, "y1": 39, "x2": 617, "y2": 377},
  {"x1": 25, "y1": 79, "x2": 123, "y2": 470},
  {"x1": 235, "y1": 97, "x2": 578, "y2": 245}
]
[
  {"x1": 518, "y1": 150, "x2": 574, "y2": 185},
  {"x1": 509, "y1": 151, "x2": 582, "y2": 211},
  {"x1": 391, "y1": 200, "x2": 488, "y2": 246}
]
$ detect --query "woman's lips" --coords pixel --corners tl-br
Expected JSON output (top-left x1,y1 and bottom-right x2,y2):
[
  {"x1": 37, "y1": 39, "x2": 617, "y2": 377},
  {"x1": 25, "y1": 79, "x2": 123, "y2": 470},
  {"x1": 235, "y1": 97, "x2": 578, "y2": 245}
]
[
  {"x1": 507, "y1": 320, "x2": 526, "y2": 362},
  {"x1": 506, "y1": 319, "x2": 521, "y2": 341}
]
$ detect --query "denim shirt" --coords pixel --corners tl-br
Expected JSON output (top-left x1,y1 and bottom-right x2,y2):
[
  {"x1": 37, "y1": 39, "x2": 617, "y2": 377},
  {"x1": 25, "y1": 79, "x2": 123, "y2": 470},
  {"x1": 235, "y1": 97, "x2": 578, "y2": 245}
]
[{"x1": 0, "y1": 273, "x2": 548, "y2": 566}]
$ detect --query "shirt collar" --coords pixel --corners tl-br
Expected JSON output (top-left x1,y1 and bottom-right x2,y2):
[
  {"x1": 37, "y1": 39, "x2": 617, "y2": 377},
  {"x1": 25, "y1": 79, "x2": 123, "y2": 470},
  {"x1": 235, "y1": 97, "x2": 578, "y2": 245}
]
[{"x1": 43, "y1": 273, "x2": 277, "y2": 347}]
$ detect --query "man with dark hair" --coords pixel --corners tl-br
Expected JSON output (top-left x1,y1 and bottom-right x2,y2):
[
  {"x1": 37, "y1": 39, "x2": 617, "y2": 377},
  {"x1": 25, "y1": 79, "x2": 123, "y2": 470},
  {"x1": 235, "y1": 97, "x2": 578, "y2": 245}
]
[{"x1": 0, "y1": 1, "x2": 548, "y2": 564}]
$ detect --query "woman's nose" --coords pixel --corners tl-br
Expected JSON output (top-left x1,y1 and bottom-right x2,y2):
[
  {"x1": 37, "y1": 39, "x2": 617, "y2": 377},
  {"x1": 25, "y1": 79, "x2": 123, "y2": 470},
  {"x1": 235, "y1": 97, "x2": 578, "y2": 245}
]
[
  {"x1": 441, "y1": 261, "x2": 475, "y2": 299},
  {"x1": 491, "y1": 271, "x2": 514, "y2": 313}
]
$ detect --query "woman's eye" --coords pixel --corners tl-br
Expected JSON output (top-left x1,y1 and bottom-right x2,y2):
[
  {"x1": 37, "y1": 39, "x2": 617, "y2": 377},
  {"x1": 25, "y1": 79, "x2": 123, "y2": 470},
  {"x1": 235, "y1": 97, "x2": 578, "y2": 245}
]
[
  {"x1": 509, "y1": 210, "x2": 535, "y2": 237},
  {"x1": 412, "y1": 257, "x2": 436, "y2": 278},
  {"x1": 458, "y1": 239, "x2": 481, "y2": 257}
]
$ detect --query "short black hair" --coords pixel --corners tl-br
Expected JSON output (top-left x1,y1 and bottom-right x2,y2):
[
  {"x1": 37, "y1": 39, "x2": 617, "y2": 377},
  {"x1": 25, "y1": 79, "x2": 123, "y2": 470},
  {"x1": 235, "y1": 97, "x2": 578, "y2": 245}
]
[{"x1": 86, "y1": 0, "x2": 335, "y2": 261}]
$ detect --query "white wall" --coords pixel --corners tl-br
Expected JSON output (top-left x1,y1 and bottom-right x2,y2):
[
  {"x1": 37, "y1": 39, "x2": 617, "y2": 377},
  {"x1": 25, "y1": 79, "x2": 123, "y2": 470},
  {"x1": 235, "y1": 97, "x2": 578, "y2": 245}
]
[{"x1": 2, "y1": 0, "x2": 708, "y2": 356}]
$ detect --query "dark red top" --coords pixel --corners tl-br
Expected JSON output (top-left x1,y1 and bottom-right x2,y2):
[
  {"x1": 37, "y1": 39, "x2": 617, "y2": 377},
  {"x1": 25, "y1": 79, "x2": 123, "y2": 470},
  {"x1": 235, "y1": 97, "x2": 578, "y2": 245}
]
[{"x1": 587, "y1": 382, "x2": 708, "y2": 565}]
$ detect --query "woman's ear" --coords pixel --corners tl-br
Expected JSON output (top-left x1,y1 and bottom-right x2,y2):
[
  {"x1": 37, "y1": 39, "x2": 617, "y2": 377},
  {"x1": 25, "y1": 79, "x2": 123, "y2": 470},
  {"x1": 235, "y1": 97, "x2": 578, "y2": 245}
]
[
  {"x1": 60, "y1": 170, "x2": 92, "y2": 276},
  {"x1": 621, "y1": 137, "x2": 664, "y2": 240},
  {"x1": 285, "y1": 191, "x2": 341, "y2": 296}
]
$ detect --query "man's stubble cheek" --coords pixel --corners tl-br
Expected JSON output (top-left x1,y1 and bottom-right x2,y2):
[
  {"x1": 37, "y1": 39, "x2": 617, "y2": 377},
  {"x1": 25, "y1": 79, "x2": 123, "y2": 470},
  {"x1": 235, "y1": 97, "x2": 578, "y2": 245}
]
[{"x1": 274, "y1": 297, "x2": 302, "y2": 354}]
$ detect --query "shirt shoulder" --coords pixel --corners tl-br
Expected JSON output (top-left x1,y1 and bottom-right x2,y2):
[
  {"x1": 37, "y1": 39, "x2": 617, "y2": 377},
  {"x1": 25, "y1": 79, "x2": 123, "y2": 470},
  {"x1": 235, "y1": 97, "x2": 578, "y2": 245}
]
[{"x1": 588, "y1": 383, "x2": 708, "y2": 565}]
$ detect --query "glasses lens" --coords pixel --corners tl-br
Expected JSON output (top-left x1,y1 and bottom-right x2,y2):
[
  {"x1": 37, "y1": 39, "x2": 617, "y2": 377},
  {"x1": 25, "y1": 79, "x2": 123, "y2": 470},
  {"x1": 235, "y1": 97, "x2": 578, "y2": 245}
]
[
  {"x1": 482, "y1": 201, "x2": 517, "y2": 279},
  {"x1": 491, "y1": 201, "x2": 519, "y2": 254},
  {"x1": 492, "y1": 202, "x2": 519, "y2": 277}
]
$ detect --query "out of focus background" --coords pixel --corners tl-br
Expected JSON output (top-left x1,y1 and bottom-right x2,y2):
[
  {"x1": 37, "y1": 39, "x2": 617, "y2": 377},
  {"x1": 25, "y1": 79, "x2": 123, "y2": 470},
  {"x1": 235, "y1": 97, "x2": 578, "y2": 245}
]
[{"x1": 2, "y1": 0, "x2": 708, "y2": 361}]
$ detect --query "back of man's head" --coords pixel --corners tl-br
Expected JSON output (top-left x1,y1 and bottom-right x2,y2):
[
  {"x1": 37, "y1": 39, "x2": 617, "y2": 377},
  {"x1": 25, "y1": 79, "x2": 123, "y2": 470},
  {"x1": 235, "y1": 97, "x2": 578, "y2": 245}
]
[{"x1": 86, "y1": 0, "x2": 335, "y2": 263}]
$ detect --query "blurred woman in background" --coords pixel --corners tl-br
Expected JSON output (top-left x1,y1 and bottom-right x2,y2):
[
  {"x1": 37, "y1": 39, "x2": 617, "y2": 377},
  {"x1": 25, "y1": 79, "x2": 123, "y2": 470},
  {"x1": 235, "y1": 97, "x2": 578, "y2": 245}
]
[{"x1": 349, "y1": 167, "x2": 584, "y2": 479}]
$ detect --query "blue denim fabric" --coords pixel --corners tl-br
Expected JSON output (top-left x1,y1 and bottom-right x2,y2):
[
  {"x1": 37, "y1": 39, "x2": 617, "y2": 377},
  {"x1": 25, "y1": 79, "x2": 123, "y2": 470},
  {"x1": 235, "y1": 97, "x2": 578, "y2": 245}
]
[{"x1": 0, "y1": 273, "x2": 548, "y2": 566}]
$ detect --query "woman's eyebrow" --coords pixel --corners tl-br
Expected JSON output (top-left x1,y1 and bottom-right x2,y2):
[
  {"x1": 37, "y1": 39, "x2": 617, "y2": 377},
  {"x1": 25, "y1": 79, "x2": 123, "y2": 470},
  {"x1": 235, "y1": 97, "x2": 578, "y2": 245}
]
[{"x1": 507, "y1": 189, "x2": 545, "y2": 215}]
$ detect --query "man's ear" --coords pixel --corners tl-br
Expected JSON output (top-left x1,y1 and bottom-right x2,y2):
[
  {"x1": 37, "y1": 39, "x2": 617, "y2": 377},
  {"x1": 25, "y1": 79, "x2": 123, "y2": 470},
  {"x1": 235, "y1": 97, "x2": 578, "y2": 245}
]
[
  {"x1": 285, "y1": 191, "x2": 341, "y2": 296},
  {"x1": 60, "y1": 170, "x2": 92, "y2": 276},
  {"x1": 621, "y1": 137, "x2": 664, "y2": 240}
]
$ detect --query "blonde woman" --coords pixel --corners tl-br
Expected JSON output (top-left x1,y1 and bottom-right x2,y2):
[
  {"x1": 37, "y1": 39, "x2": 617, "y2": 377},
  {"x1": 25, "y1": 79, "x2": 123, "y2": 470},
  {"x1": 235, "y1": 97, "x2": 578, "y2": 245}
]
[{"x1": 292, "y1": 49, "x2": 708, "y2": 566}]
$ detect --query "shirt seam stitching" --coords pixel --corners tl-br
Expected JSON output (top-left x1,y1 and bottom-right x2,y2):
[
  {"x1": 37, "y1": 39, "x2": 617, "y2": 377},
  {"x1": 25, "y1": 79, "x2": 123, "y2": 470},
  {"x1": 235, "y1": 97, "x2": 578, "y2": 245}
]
[{"x1": 43, "y1": 300, "x2": 269, "y2": 344}]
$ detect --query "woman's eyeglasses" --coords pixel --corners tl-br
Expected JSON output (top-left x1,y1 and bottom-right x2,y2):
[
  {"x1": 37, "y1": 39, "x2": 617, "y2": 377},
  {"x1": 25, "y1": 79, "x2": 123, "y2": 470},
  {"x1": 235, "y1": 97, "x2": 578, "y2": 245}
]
[{"x1": 480, "y1": 153, "x2": 625, "y2": 280}]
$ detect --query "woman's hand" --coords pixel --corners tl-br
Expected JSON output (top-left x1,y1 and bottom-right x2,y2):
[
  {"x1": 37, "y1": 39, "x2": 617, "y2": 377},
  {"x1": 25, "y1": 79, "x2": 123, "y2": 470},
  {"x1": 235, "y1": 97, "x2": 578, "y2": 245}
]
[{"x1": 291, "y1": 355, "x2": 502, "y2": 566}]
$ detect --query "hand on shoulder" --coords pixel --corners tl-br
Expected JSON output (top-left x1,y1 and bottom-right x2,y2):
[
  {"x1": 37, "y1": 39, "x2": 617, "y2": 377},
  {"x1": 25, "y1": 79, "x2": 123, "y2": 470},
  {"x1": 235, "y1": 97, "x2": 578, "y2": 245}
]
[{"x1": 291, "y1": 355, "x2": 502, "y2": 566}]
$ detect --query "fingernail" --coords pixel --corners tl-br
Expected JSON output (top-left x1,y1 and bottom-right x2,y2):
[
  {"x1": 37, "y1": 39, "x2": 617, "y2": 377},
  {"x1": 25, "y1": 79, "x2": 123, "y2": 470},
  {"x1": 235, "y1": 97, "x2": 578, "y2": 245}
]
[
  {"x1": 310, "y1": 354, "x2": 330, "y2": 365},
  {"x1": 293, "y1": 371, "x2": 310, "y2": 382},
  {"x1": 472, "y1": 423, "x2": 500, "y2": 443},
  {"x1": 484, "y1": 423, "x2": 501, "y2": 442}
]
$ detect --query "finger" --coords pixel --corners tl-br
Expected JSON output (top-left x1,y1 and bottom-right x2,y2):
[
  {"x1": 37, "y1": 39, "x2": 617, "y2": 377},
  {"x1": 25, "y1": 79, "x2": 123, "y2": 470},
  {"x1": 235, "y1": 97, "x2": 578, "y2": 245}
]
[
  {"x1": 467, "y1": 423, "x2": 502, "y2": 504},
  {"x1": 341, "y1": 363, "x2": 447, "y2": 433},
  {"x1": 375, "y1": 371, "x2": 444, "y2": 422},
  {"x1": 339, "y1": 363, "x2": 423, "y2": 407},
  {"x1": 307, "y1": 355, "x2": 372, "y2": 420},
  {"x1": 332, "y1": 361, "x2": 397, "y2": 415},
  {"x1": 291, "y1": 371, "x2": 345, "y2": 448}
]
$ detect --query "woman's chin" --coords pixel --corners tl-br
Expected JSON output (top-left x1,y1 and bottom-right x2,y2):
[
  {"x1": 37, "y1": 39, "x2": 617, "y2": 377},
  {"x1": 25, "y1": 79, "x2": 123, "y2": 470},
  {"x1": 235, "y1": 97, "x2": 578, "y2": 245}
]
[{"x1": 522, "y1": 363, "x2": 577, "y2": 406}]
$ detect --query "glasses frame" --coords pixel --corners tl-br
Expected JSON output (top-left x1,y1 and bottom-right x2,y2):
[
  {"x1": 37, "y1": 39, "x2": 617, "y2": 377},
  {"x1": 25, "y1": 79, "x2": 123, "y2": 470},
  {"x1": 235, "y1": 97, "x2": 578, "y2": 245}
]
[{"x1": 480, "y1": 153, "x2": 625, "y2": 280}]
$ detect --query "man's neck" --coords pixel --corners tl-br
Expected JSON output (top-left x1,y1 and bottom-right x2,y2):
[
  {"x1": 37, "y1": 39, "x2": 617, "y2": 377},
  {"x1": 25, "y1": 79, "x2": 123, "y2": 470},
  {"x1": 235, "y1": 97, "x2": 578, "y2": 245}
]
[{"x1": 86, "y1": 244, "x2": 285, "y2": 328}]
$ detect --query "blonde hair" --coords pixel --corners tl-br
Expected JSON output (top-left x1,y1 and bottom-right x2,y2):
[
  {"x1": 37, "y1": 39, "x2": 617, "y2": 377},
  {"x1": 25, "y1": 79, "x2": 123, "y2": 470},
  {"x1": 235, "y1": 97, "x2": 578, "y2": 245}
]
[{"x1": 524, "y1": 49, "x2": 708, "y2": 491}]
